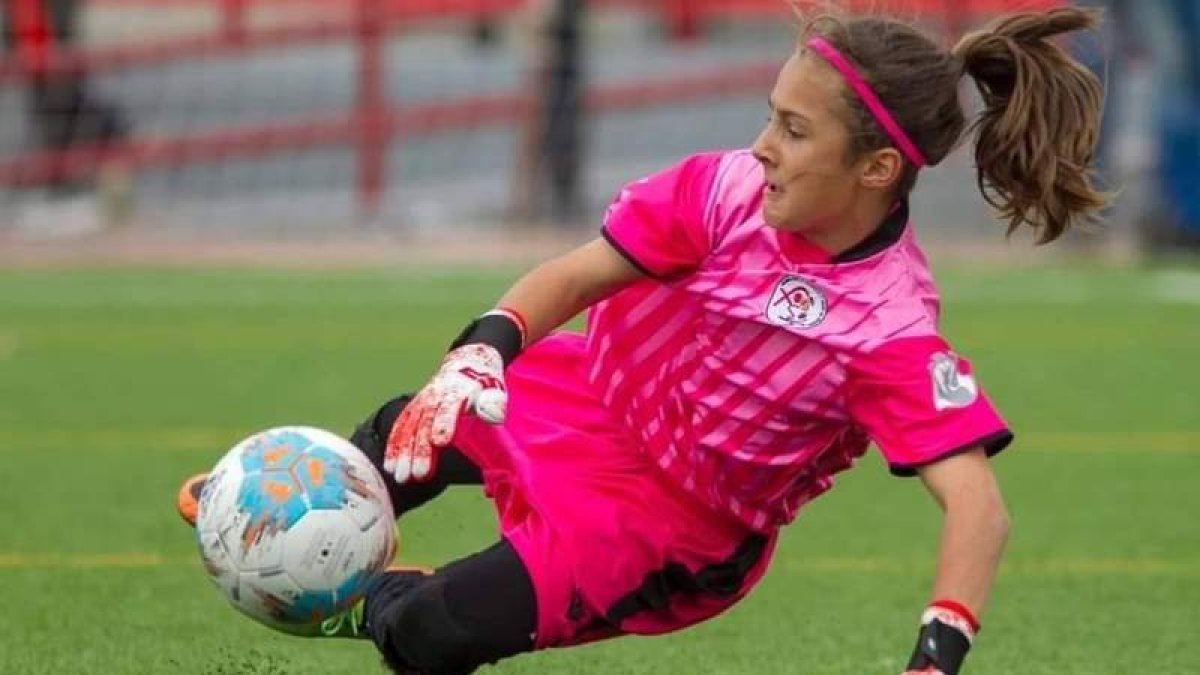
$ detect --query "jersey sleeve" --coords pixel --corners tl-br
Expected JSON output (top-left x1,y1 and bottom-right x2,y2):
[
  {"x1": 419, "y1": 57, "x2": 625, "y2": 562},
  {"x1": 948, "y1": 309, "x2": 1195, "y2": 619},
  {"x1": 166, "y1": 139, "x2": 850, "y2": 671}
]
[
  {"x1": 601, "y1": 151, "x2": 723, "y2": 278},
  {"x1": 844, "y1": 335, "x2": 1013, "y2": 476}
]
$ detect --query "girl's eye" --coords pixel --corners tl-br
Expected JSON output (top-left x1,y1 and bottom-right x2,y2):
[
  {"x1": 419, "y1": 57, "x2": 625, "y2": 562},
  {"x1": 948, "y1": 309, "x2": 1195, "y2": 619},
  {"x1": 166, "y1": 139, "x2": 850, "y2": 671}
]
[{"x1": 765, "y1": 112, "x2": 803, "y2": 140}]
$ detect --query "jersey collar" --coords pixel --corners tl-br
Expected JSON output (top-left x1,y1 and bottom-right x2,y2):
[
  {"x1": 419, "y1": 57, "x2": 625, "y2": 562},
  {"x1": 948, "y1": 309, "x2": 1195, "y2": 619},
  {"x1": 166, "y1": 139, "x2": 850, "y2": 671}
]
[{"x1": 831, "y1": 200, "x2": 910, "y2": 263}]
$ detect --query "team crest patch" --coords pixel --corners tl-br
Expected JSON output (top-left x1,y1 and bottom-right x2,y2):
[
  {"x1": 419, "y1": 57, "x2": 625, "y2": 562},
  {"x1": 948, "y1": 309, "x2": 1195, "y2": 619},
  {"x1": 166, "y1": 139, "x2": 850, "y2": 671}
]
[
  {"x1": 929, "y1": 352, "x2": 979, "y2": 411},
  {"x1": 765, "y1": 275, "x2": 827, "y2": 328}
]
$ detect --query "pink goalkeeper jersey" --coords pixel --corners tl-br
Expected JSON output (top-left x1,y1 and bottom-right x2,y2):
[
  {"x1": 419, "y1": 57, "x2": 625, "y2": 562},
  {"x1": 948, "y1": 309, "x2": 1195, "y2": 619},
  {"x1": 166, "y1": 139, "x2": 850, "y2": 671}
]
[{"x1": 587, "y1": 149, "x2": 1012, "y2": 531}]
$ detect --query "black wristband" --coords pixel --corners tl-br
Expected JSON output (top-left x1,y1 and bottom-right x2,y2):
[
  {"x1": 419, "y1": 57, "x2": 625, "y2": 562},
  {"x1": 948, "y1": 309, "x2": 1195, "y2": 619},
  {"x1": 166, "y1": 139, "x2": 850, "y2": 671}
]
[
  {"x1": 449, "y1": 313, "x2": 524, "y2": 366},
  {"x1": 905, "y1": 618, "x2": 971, "y2": 675}
]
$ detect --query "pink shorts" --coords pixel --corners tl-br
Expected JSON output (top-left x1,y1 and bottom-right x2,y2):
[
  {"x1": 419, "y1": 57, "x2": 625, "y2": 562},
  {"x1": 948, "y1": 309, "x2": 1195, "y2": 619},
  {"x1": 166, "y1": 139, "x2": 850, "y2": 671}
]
[{"x1": 452, "y1": 333, "x2": 776, "y2": 649}]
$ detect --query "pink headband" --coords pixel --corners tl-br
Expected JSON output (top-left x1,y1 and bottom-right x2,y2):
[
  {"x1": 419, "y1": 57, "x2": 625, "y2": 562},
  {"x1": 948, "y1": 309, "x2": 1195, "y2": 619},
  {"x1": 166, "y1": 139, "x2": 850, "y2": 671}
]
[{"x1": 806, "y1": 36, "x2": 926, "y2": 168}]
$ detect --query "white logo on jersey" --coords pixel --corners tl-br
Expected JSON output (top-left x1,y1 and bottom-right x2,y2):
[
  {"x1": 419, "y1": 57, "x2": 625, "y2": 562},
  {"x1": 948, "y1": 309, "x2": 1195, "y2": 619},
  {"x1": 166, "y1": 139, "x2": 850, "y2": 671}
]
[
  {"x1": 765, "y1": 276, "x2": 827, "y2": 328},
  {"x1": 929, "y1": 352, "x2": 978, "y2": 411}
]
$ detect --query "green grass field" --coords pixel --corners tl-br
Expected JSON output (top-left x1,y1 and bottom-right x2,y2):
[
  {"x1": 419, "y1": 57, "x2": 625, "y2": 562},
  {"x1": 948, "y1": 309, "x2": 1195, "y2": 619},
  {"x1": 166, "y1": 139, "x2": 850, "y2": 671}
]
[{"x1": 1, "y1": 263, "x2": 1197, "y2": 674}]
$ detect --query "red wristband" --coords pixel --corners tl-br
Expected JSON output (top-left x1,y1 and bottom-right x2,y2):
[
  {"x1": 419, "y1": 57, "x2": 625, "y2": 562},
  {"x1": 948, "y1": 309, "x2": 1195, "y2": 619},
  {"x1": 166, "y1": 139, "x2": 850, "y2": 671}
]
[
  {"x1": 929, "y1": 599, "x2": 981, "y2": 634},
  {"x1": 490, "y1": 307, "x2": 529, "y2": 348}
]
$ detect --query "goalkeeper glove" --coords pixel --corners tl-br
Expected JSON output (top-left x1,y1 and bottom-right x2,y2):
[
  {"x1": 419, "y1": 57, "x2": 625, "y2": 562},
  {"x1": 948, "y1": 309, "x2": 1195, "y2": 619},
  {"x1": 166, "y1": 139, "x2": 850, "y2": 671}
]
[
  {"x1": 903, "y1": 600, "x2": 979, "y2": 675},
  {"x1": 383, "y1": 309, "x2": 526, "y2": 484}
]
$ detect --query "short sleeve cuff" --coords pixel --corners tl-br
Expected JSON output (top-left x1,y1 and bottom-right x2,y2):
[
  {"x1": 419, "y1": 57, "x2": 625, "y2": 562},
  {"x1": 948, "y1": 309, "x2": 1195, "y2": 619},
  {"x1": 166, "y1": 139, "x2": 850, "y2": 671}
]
[
  {"x1": 887, "y1": 429, "x2": 1014, "y2": 477},
  {"x1": 602, "y1": 226, "x2": 664, "y2": 279}
]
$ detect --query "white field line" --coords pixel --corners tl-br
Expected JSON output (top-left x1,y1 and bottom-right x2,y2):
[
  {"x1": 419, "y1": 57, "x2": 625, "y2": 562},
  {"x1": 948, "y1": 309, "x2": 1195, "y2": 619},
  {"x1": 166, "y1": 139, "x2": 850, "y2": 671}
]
[
  {"x1": 1152, "y1": 270, "x2": 1200, "y2": 305},
  {"x1": 1, "y1": 552, "x2": 1194, "y2": 576}
]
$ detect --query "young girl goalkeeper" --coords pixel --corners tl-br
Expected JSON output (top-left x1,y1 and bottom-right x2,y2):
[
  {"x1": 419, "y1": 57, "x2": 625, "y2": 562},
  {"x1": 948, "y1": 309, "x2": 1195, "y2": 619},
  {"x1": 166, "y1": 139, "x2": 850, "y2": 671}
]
[{"x1": 181, "y1": 7, "x2": 1107, "y2": 674}]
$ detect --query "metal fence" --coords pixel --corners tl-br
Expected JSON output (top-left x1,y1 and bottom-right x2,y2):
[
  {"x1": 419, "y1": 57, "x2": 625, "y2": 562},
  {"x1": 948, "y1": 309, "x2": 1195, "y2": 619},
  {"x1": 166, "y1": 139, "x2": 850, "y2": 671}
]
[{"x1": 6, "y1": 0, "x2": 1168, "y2": 253}]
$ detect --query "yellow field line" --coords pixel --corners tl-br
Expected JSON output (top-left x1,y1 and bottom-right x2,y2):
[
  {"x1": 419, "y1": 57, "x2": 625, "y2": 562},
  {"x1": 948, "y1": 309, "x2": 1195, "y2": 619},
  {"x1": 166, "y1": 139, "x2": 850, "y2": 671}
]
[
  {"x1": 1, "y1": 429, "x2": 1196, "y2": 454},
  {"x1": 0, "y1": 553, "x2": 177, "y2": 569},
  {"x1": 1, "y1": 553, "x2": 1195, "y2": 577}
]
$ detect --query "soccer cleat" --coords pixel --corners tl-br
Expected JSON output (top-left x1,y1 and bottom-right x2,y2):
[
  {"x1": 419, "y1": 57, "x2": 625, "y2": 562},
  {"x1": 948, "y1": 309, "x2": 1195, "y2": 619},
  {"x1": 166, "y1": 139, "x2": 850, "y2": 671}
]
[{"x1": 176, "y1": 473, "x2": 208, "y2": 527}]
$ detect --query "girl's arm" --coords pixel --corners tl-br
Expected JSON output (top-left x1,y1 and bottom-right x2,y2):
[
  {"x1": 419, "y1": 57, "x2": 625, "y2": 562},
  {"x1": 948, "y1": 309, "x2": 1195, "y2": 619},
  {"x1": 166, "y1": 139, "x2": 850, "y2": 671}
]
[
  {"x1": 904, "y1": 447, "x2": 1010, "y2": 675},
  {"x1": 497, "y1": 237, "x2": 647, "y2": 344}
]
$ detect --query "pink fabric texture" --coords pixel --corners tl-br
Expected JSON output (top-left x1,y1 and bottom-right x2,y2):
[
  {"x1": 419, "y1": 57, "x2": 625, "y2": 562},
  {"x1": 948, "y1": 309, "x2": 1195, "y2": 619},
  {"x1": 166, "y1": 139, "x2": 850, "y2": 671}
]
[
  {"x1": 845, "y1": 335, "x2": 1008, "y2": 473},
  {"x1": 599, "y1": 151, "x2": 722, "y2": 277},
  {"x1": 594, "y1": 149, "x2": 1009, "y2": 530},
  {"x1": 452, "y1": 333, "x2": 773, "y2": 649}
]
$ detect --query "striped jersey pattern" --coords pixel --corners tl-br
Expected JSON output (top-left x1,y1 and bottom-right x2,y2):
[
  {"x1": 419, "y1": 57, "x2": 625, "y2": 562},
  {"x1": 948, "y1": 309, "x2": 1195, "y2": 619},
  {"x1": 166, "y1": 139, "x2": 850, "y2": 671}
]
[{"x1": 587, "y1": 150, "x2": 1010, "y2": 530}]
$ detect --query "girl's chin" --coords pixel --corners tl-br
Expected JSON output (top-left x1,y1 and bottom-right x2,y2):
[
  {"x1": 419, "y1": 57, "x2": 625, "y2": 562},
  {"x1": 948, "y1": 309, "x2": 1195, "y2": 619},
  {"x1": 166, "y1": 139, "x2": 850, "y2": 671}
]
[
  {"x1": 761, "y1": 204, "x2": 798, "y2": 231},
  {"x1": 761, "y1": 203, "x2": 785, "y2": 228}
]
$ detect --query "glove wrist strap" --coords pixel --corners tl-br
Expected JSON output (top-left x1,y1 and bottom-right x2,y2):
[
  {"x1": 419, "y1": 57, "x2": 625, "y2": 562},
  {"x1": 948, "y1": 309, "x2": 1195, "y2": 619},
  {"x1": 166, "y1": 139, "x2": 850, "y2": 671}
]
[{"x1": 450, "y1": 308, "x2": 527, "y2": 367}]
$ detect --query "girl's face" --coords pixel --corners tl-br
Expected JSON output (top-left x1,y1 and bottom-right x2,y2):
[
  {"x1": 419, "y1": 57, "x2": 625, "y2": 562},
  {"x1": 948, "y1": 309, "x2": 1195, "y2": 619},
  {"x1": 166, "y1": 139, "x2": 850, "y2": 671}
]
[{"x1": 751, "y1": 51, "x2": 869, "y2": 235}]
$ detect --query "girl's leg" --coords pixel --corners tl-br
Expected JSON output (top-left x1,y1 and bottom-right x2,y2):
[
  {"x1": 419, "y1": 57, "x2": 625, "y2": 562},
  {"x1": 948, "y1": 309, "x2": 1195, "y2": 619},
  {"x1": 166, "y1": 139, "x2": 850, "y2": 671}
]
[{"x1": 364, "y1": 539, "x2": 537, "y2": 675}]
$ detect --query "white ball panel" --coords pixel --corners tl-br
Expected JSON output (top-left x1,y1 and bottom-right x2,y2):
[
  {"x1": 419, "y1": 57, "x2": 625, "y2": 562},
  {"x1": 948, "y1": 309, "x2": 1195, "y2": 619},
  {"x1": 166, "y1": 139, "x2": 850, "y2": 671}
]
[
  {"x1": 235, "y1": 568, "x2": 306, "y2": 627},
  {"x1": 225, "y1": 521, "x2": 287, "y2": 574},
  {"x1": 279, "y1": 509, "x2": 372, "y2": 591},
  {"x1": 195, "y1": 451, "x2": 246, "y2": 537},
  {"x1": 197, "y1": 530, "x2": 239, "y2": 594},
  {"x1": 341, "y1": 485, "x2": 387, "y2": 532}
]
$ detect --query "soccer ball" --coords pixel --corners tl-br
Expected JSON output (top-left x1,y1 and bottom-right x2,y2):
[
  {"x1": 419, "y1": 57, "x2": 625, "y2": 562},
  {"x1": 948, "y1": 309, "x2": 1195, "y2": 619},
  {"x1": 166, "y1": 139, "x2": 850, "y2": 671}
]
[{"x1": 195, "y1": 426, "x2": 396, "y2": 633}]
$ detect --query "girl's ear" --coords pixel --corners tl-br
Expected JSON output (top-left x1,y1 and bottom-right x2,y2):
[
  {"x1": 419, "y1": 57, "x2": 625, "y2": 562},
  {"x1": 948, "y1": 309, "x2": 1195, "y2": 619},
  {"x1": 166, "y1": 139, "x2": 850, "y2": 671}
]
[{"x1": 859, "y1": 147, "x2": 904, "y2": 191}]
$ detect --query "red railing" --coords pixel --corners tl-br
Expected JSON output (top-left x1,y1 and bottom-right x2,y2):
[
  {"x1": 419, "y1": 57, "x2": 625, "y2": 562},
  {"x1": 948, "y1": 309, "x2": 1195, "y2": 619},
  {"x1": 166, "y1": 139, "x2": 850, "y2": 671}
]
[{"x1": 0, "y1": 0, "x2": 1063, "y2": 214}]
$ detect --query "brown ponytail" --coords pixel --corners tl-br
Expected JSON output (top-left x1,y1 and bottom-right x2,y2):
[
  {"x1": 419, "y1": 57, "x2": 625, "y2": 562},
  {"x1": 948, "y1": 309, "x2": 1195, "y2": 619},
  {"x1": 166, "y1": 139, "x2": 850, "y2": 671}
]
[
  {"x1": 954, "y1": 8, "x2": 1110, "y2": 243},
  {"x1": 799, "y1": 8, "x2": 1110, "y2": 244}
]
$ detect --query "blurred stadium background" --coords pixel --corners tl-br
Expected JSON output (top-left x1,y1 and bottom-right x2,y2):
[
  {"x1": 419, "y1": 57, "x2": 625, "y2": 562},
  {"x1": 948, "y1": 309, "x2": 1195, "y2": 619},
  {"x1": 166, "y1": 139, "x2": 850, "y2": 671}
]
[{"x1": 0, "y1": 0, "x2": 1196, "y2": 255}]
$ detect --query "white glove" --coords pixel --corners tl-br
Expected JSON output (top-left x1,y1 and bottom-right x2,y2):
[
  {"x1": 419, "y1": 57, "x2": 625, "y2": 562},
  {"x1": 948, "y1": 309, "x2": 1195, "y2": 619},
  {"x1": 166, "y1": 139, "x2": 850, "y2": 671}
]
[{"x1": 383, "y1": 344, "x2": 507, "y2": 484}]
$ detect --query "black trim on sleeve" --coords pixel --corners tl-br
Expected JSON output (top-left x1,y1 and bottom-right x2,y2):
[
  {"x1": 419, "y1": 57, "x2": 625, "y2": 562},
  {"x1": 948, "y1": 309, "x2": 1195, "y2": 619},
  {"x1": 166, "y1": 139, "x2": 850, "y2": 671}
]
[
  {"x1": 888, "y1": 429, "x2": 1014, "y2": 477},
  {"x1": 601, "y1": 227, "x2": 661, "y2": 279}
]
